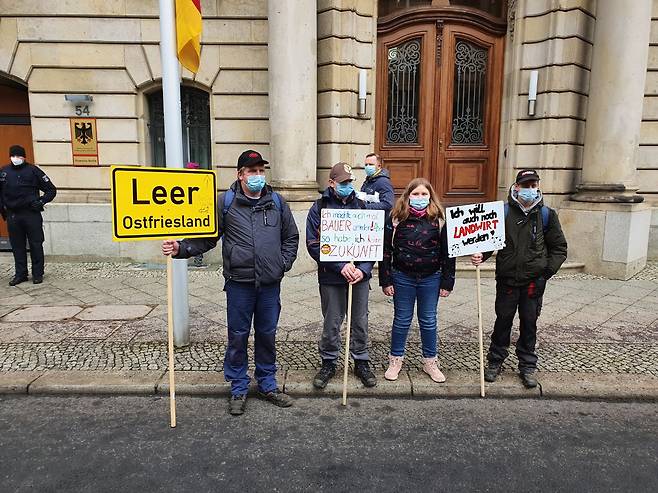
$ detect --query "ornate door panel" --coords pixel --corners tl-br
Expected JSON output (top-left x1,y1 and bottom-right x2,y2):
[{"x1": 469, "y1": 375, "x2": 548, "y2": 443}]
[
  {"x1": 435, "y1": 25, "x2": 503, "y2": 204},
  {"x1": 376, "y1": 24, "x2": 437, "y2": 194},
  {"x1": 376, "y1": 11, "x2": 505, "y2": 205}
]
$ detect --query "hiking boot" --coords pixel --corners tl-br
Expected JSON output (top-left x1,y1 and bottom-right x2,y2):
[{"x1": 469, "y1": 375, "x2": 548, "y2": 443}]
[
  {"x1": 354, "y1": 360, "x2": 377, "y2": 387},
  {"x1": 228, "y1": 394, "x2": 247, "y2": 416},
  {"x1": 422, "y1": 357, "x2": 446, "y2": 383},
  {"x1": 313, "y1": 360, "x2": 336, "y2": 389},
  {"x1": 484, "y1": 363, "x2": 502, "y2": 382},
  {"x1": 9, "y1": 276, "x2": 27, "y2": 286},
  {"x1": 520, "y1": 371, "x2": 538, "y2": 389},
  {"x1": 258, "y1": 388, "x2": 294, "y2": 408},
  {"x1": 384, "y1": 355, "x2": 404, "y2": 381}
]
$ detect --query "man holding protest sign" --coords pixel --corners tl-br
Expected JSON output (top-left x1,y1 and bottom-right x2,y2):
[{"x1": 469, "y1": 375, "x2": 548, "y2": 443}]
[
  {"x1": 471, "y1": 169, "x2": 567, "y2": 388},
  {"x1": 162, "y1": 150, "x2": 299, "y2": 416},
  {"x1": 306, "y1": 162, "x2": 378, "y2": 390}
]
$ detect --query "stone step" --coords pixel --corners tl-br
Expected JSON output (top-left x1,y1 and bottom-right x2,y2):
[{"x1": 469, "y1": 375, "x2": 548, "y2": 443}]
[{"x1": 455, "y1": 260, "x2": 586, "y2": 278}]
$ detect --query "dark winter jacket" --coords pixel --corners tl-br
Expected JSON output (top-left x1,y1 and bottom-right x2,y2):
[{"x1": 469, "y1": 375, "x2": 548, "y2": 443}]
[
  {"x1": 482, "y1": 189, "x2": 567, "y2": 286},
  {"x1": 360, "y1": 168, "x2": 395, "y2": 211},
  {"x1": 174, "y1": 181, "x2": 299, "y2": 287},
  {"x1": 0, "y1": 161, "x2": 57, "y2": 214},
  {"x1": 306, "y1": 187, "x2": 374, "y2": 285},
  {"x1": 379, "y1": 212, "x2": 456, "y2": 291}
]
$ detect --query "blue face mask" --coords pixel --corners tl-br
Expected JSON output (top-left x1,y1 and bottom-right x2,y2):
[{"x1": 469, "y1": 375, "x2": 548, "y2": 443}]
[
  {"x1": 335, "y1": 182, "x2": 355, "y2": 198},
  {"x1": 246, "y1": 175, "x2": 266, "y2": 193},
  {"x1": 364, "y1": 164, "x2": 377, "y2": 177},
  {"x1": 518, "y1": 187, "x2": 539, "y2": 203},
  {"x1": 409, "y1": 197, "x2": 430, "y2": 210}
]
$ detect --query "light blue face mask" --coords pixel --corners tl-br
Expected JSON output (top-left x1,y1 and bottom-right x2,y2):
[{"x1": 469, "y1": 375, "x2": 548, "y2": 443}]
[
  {"x1": 518, "y1": 187, "x2": 539, "y2": 203},
  {"x1": 335, "y1": 182, "x2": 355, "y2": 198},
  {"x1": 409, "y1": 197, "x2": 430, "y2": 210},
  {"x1": 364, "y1": 164, "x2": 377, "y2": 177},
  {"x1": 246, "y1": 175, "x2": 266, "y2": 193}
]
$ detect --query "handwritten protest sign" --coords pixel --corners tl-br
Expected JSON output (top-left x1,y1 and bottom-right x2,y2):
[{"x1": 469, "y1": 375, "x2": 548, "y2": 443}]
[
  {"x1": 446, "y1": 201, "x2": 506, "y2": 258},
  {"x1": 319, "y1": 209, "x2": 385, "y2": 262}
]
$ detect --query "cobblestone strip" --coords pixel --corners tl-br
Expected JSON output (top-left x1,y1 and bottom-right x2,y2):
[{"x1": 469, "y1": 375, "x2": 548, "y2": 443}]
[{"x1": 1, "y1": 342, "x2": 656, "y2": 375}]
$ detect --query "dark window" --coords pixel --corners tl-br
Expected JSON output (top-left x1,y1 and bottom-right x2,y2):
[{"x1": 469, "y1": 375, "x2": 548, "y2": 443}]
[
  {"x1": 451, "y1": 39, "x2": 488, "y2": 145},
  {"x1": 386, "y1": 37, "x2": 422, "y2": 144},
  {"x1": 378, "y1": 0, "x2": 505, "y2": 19},
  {"x1": 147, "y1": 87, "x2": 212, "y2": 169}
]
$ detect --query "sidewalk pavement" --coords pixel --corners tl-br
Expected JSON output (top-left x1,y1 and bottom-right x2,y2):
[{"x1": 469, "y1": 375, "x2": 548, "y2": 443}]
[{"x1": 0, "y1": 253, "x2": 657, "y2": 400}]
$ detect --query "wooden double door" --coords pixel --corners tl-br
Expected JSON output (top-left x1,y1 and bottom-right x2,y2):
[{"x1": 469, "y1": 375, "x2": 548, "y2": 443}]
[{"x1": 376, "y1": 20, "x2": 504, "y2": 205}]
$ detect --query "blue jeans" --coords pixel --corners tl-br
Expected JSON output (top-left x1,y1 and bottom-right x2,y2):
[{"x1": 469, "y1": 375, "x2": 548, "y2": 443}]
[
  {"x1": 390, "y1": 270, "x2": 441, "y2": 358},
  {"x1": 224, "y1": 280, "x2": 281, "y2": 396}
]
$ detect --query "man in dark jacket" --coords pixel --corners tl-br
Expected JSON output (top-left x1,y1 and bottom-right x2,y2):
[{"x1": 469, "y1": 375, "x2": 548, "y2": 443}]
[
  {"x1": 358, "y1": 153, "x2": 394, "y2": 211},
  {"x1": 162, "y1": 150, "x2": 299, "y2": 416},
  {"x1": 471, "y1": 169, "x2": 567, "y2": 388},
  {"x1": 0, "y1": 145, "x2": 57, "y2": 285},
  {"x1": 306, "y1": 162, "x2": 377, "y2": 390}
]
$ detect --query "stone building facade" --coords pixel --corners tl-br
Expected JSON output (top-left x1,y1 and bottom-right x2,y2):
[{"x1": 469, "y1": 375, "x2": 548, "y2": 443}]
[{"x1": 0, "y1": 0, "x2": 656, "y2": 278}]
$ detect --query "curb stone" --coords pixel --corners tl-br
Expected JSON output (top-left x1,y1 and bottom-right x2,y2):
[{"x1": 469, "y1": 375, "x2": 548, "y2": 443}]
[
  {"x1": 0, "y1": 370, "x2": 654, "y2": 401},
  {"x1": 27, "y1": 370, "x2": 165, "y2": 395}
]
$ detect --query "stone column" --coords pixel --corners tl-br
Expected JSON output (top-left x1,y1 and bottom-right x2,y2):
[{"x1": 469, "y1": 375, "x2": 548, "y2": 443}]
[
  {"x1": 267, "y1": 0, "x2": 319, "y2": 202},
  {"x1": 571, "y1": 0, "x2": 651, "y2": 203},
  {"x1": 560, "y1": 0, "x2": 652, "y2": 279}
]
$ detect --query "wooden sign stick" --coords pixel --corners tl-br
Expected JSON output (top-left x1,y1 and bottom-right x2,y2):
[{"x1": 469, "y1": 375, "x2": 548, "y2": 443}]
[
  {"x1": 166, "y1": 254, "x2": 177, "y2": 427},
  {"x1": 341, "y1": 262, "x2": 355, "y2": 406},
  {"x1": 476, "y1": 265, "x2": 485, "y2": 398}
]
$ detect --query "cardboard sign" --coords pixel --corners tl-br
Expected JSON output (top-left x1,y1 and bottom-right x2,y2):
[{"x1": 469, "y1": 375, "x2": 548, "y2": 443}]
[
  {"x1": 319, "y1": 208, "x2": 385, "y2": 262},
  {"x1": 111, "y1": 166, "x2": 217, "y2": 241},
  {"x1": 70, "y1": 118, "x2": 99, "y2": 166},
  {"x1": 446, "y1": 201, "x2": 506, "y2": 258}
]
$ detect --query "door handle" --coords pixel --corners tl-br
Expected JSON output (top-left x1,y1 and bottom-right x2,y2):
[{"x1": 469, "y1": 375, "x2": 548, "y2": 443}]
[{"x1": 439, "y1": 138, "x2": 444, "y2": 152}]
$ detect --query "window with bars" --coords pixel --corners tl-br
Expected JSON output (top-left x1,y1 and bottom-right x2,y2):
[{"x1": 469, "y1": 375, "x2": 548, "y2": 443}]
[{"x1": 147, "y1": 87, "x2": 212, "y2": 169}]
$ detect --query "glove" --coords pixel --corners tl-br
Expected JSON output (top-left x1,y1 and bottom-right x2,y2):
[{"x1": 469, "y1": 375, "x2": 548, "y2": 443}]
[
  {"x1": 30, "y1": 200, "x2": 44, "y2": 212},
  {"x1": 528, "y1": 277, "x2": 546, "y2": 299}
]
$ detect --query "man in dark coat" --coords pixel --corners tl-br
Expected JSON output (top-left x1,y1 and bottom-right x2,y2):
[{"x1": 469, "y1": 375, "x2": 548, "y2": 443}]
[
  {"x1": 358, "y1": 153, "x2": 394, "y2": 211},
  {"x1": 471, "y1": 169, "x2": 567, "y2": 388},
  {"x1": 0, "y1": 145, "x2": 57, "y2": 285},
  {"x1": 162, "y1": 150, "x2": 299, "y2": 416}
]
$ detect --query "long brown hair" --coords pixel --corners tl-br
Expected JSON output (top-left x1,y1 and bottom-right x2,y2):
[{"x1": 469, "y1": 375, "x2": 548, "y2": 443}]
[{"x1": 390, "y1": 178, "x2": 445, "y2": 223}]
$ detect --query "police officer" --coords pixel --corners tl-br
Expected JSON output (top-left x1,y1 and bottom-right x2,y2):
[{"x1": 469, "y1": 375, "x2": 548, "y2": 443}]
[{"x1": 0, "y1": 145, "x2": 57, "y2": 285}]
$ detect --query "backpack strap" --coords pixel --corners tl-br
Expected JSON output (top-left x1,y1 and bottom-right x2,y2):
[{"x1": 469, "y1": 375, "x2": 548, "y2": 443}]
[{"x1": 222, "y1": 188, "x2": 235, "y2": 217}]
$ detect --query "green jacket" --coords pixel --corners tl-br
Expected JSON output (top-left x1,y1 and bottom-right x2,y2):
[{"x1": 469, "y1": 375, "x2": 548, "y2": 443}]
[{"x1": 484, "y1": 192, "x2": 568, "y2": 286}]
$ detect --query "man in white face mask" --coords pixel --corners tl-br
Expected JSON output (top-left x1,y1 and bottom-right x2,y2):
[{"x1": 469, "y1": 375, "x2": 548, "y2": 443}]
[
  {"x1": 0, "y1": 145, "x2": 57, "y2": 286},
  {"x1": 470, "y1": 169, "x2": 567, "y2": 389}
]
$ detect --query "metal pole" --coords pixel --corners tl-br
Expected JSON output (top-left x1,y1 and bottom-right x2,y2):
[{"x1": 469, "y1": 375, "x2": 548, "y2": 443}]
[{"x1": 159, "y1": 0, "x2": 189, "y2": 347}]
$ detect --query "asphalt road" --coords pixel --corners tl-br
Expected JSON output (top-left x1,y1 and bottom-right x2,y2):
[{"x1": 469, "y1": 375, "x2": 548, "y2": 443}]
[{"x1": 1, "y1": 395, "x2": 656, "y2": 492}]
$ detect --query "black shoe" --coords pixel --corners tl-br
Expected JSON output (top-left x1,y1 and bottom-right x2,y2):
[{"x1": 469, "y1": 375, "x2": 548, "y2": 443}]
[
  {"x1": 8, "y1": 276, "x2": 27, "y2": 286},
  {"x1": 354, "y1": 360, "x2": 377, "y2": 387},
  {"x1": 484, "y1": 363, "x2": 502, "y2": 383},
  {"x1": 32, "y1": 277, "x2": 43, "y2": 284},
  {"x1": 228, "y1": 394, "x2": 247, "y2": 416},
  {"x1": 313, "y1": 360, "x2": 336, "y2": 389},
  {"x1": 258, "y1": 388, "x2": 293, "y2": 408},
  {"x1": 520, "y1": 371, "x2": 538, "y2": 389}
]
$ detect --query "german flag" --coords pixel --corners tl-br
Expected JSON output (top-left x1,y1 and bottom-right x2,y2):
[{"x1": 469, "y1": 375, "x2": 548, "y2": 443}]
[{"x1": 176, "y1": 0, "x2": 202, "y2": 73}]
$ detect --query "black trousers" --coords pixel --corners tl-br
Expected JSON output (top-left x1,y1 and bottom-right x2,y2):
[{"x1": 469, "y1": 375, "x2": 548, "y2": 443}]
[
  {"x1": 7, "y1": 210, "x2": 45, "y2": 279},
  {"x1": 488, "y1": 280, "x2": 542, "y2": 373}
]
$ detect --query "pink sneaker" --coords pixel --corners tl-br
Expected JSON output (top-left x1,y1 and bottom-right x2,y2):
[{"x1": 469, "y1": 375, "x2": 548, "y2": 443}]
[
  {"x1": 422, "y1": 357, "x2": 446, "y2": 383},
  {"x1": 384, "y1": 355, "x2": 404, "y2": 381}
]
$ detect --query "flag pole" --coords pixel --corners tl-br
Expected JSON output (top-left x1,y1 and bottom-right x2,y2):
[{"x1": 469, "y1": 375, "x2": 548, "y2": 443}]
[{"x1": 158, "y1": 0, "x2": 189, "y2": 348}]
